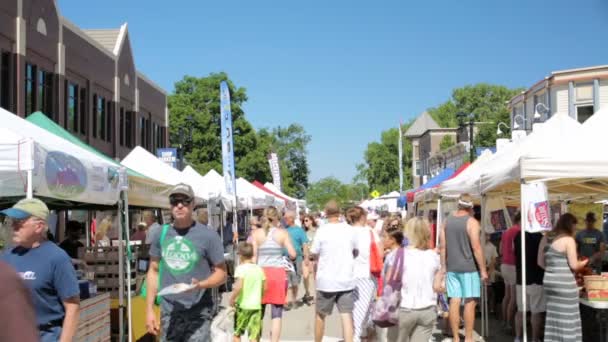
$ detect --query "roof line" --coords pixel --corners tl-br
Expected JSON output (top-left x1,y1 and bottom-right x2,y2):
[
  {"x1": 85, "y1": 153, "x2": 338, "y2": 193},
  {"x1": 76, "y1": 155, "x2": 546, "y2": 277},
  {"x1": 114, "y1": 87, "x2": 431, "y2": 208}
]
[
  {"x1": 114, "y1": 23, "x2": 128, "y2": 56},
  {"x1": 60, "y1": 16, "x2": 116, "y2": 60},
  {"x1": 137, "y1": 71, "x2": 167, "y2": 95},
  {"x1": 552, "y1": 64, "x2": 608, "y2": 76}
]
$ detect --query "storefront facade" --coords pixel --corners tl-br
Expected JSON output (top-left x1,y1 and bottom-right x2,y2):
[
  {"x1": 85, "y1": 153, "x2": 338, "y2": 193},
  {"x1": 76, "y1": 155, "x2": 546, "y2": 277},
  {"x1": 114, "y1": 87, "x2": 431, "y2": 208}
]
[
  {"x1": 0, "y1": 0, "x2": 168, "y2": 160},
  {"x1": 509, "y1": 65, "x2": 608, "y2": 130}
]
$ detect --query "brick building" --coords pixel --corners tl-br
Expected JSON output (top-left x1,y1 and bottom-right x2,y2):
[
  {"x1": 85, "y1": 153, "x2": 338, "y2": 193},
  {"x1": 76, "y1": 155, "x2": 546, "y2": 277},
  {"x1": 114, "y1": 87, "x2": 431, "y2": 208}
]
[{"x1": 0, "y1": 0, "x2": 168, "y2": 160}]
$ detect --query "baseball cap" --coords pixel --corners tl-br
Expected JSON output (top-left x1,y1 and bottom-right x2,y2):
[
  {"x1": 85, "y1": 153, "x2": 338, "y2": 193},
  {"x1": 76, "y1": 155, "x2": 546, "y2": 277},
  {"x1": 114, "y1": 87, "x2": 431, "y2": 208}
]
[
  {"x1": 169, "y1": 183, "x2": 195, "y2": 199},
  {"x1": 0, "y1": 198, "x2": 49, "y2": 221}
]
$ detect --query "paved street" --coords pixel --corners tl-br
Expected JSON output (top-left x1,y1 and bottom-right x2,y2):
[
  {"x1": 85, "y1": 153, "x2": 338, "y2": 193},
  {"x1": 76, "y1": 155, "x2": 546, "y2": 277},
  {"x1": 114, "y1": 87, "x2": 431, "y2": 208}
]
[{"x1": 220, "y1": 284, "x2": 512, "y2": 342}]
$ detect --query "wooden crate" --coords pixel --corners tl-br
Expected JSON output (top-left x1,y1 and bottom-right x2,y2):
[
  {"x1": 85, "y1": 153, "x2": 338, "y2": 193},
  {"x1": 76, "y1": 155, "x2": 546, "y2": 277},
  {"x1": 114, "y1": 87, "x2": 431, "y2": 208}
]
[
  {"x1": 75, "y1": 293, "x2": 111, "y2": 342},
  {"x1": 84, "y1": 247, "x2": 138, "y2": 264}
]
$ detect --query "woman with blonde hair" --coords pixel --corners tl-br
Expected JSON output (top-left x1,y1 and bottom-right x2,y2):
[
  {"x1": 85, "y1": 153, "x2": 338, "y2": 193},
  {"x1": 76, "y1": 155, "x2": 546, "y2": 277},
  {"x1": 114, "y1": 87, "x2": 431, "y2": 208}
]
[
  {"x1": 398, "y1": 217, "x2": 442, "y2": 342},
  {"x1": 95, "y1": 217, "x2": 112, "y2": 247},
  {"x1": 250, "y1": 206, "x2": 296, "y2": 342},
  {"x1": 347, "y1": 206, "x2": 382, "y2": 342}
]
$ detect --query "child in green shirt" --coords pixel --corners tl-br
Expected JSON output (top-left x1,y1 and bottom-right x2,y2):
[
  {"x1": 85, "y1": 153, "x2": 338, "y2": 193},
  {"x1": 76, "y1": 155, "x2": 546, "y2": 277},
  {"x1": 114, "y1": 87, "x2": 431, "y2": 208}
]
[{"x1": 230, "y1": 242, "x2": 266, "y2": 342}]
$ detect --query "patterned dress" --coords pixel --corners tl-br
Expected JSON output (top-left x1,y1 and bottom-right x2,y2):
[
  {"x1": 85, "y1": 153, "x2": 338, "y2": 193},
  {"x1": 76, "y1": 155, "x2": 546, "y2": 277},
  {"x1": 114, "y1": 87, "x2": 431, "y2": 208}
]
[{"x1": 543, "y1": 236, "x2": 582, "y2": 342}]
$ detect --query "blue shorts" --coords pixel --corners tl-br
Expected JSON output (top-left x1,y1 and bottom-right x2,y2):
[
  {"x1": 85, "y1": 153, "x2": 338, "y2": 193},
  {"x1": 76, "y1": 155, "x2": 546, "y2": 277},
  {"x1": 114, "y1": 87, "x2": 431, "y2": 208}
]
[{"x1": 446, "y1": 272, "x2": 480, "y2": 299}]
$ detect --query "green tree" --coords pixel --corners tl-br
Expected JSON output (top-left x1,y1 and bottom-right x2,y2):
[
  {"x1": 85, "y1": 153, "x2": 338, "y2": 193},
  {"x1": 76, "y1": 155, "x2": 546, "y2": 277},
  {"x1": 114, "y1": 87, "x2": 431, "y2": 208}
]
[
  {"x1": 428, "y1": 83, "x2": 522, "y2": 148},
  {"x1": 356, "y1": 122, "x2": 412, "y2": 194},
  {"x1": 168, "y1": 73, "x2": 271, "y2": 182},
  {"x1": 305, "y1": 177, "x2": 349, "y2": 211},
  {"x1": 259, "y1": 124, "x2": 311, "y2": 199},
  {"x1": 439, "y1": 135, "x2": 455, "y2": 151}
]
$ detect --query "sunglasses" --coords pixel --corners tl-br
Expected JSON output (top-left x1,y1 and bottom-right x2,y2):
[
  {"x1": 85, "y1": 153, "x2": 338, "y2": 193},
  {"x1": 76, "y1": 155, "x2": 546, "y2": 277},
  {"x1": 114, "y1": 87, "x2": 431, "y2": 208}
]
[{"x1": 170, "y1": 197, "x2": 193, "y2": 206}]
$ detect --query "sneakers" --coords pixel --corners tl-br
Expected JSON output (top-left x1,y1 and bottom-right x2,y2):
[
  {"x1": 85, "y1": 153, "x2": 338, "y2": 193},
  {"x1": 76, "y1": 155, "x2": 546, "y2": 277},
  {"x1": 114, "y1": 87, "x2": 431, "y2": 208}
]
[{"x1": 302, "y1": 294, "x2": 314, "y2": 305}]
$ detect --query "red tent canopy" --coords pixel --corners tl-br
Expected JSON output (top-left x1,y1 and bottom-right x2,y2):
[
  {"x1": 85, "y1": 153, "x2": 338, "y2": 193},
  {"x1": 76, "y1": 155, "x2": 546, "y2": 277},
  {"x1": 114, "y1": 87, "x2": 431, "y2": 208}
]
[{"x1": 252, "y1": 180, "x2": 290, "y2": 204}]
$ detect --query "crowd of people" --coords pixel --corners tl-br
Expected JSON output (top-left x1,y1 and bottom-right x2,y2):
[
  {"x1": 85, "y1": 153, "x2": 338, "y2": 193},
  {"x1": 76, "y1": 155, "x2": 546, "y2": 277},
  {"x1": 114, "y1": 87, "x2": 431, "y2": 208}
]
[{"x1": 1, "y1": 184, "x2": 606, "y2": 342}]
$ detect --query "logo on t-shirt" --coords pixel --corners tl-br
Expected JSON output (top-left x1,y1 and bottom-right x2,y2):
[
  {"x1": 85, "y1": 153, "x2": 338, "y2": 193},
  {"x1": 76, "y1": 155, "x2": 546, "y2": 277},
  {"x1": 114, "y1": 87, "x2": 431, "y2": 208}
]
[
  {"x1": 162, "y1": 236, "x2": 200, "y2": 275},
  {"x1": 19, "y1": 271, "x2": 36, "y2": 280}
]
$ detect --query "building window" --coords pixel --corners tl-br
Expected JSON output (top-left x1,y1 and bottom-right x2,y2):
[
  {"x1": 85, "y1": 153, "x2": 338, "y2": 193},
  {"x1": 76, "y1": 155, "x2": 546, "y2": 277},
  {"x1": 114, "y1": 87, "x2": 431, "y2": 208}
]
[
  {"x1": 1, "y1": 52, "x2": 9, "y2": 110},
  {"x1": 37, "y1": 69, "x2": 53, "y2": 118},
  {"x1": 576, "y1": 105, "x2": 594, "y2": 123},
  {"x1": 106, "y1": 103, "x2": 113, "y2": 143},
  {"x1": 96, "y1": 96, "x2": 106, "y2": 140},
  {"x1": 66, "y1": 82, "x2": 78, "y2": 132},
  {"x1": 79, "y1": 88, "x2": 86, "y2": 135},
  {"x1": 414, "y1": 161, "x2": 421, "y2": 176},
  {"x1": 125, "y1": 111, "x2": 133, "y2": 148},
  {"x1": 140, "y1": 116, "x2": 145, "y2": 148},
  {"x1": 120, "y1": 107, "x2": 125, "y2": 146},
  {"x1": 25, "y1": 63, "x2": 36, "y2": 115}
]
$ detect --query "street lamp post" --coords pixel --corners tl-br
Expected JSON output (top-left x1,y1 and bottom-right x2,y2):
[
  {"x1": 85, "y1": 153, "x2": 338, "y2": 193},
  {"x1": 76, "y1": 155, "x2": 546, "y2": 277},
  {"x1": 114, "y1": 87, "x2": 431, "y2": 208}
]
[
  {"x1": 512, "y1": 114, "x2": 529, "y2": 130},
  {"x1": 534, "y1": 103, "x2": 549, "y2": 120},
  {"x1": 457, "y1": 112, "x2": 476, "y2": 162},
  {"x1": 496, "y1": 122, "x2": 510, "y2": 136}
]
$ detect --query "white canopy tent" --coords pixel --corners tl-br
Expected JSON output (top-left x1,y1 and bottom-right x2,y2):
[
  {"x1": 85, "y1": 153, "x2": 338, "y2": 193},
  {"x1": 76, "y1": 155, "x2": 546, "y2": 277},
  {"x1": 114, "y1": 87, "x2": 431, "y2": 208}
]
[
  {"x1": 480, "y1": 114, "x2": 583, "y2": 196},
  {"x1": 521, "y1": 107, "x2": 608, "y2": 185},
  {"x1": 240, "y1": 178, "x2": 284, "y2": 209},
  {"x1": 360, "y1": 191, "x2": 401, "y2": 213},
  {"x1": 264, "y1": 182, "x2": 305, "y2": 208},
  {"x1": 438, "y1": 149, "x2": 496, "y2": 198},
  {"x1": 0, "y1": 108, "x2": 122, "y2": 205},
  {"x1": 122, "y1": 146, "x2": 183, "y2": 187}
]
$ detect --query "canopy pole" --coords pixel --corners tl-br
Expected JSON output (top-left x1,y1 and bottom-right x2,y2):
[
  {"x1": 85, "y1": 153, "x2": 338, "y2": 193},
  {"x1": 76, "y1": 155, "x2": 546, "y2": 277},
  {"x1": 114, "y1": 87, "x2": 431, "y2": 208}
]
[
  {"x1": 118, "y1": 194, "x2": 125, "y2": 342},
  {"x1": 436, "y1": 198, "x2": 442, "y2": 248},
  {"x1": 26, "y1": 169, "x2": 33, "y2": 199},
  {"x1": 480, "y1": 194, "x2": 488, "y2": 337},
  {"x1": 124, "y1": 191, "x2": 133, "y2": 342},
  {"x1": 520, "y1": 179, "x2": 528, "y2": 342}
]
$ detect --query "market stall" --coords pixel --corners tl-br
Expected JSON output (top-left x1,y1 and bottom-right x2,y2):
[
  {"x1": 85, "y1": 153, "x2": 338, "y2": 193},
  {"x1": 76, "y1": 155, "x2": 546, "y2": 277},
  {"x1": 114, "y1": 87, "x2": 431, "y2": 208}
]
[
  {"x1": 0, "y1": 109, "x2": 129, "y2": 341},
  {"x1": 264, "y1": 182, "x2": 307, "y2": 211},
  {"x1": 24, "y1": 111, "x2": 174, "y2": 341}
]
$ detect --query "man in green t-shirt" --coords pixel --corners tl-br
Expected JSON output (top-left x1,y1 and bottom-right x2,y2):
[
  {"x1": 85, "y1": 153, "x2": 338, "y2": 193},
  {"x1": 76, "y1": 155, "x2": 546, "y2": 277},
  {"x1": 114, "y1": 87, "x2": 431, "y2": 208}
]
[{"x1": 230, "y1": 242, "x2": 266, "y2": 342}]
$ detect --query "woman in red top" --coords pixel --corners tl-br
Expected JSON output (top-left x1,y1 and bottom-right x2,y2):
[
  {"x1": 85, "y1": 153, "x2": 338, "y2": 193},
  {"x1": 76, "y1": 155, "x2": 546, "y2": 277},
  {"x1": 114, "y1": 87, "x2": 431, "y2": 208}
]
[{"x1": 500, "y1": 212, "x2": 521, "y2": 331}]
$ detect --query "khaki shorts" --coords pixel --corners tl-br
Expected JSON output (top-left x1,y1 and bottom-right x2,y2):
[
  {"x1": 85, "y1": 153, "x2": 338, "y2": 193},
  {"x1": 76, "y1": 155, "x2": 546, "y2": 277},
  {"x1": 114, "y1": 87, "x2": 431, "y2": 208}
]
[
  {"x1": 516, "y1": 284, "x2": 546, "y2": 314},
  {"x1": 501, "y1": 264, "x2": 516, "y2": 286}
]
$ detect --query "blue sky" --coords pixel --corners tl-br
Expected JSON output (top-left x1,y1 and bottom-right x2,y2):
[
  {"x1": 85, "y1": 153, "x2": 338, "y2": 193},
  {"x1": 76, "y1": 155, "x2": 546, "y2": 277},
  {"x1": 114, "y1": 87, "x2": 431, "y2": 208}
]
[{"x1": 59, "y1": 0, "x2": 608, "y2": 183}]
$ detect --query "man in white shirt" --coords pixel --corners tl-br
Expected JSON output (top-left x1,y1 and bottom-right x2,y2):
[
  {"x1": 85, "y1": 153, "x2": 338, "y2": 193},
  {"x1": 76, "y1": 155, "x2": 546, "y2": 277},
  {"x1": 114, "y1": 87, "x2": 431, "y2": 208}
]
[{"x1": 311, "y1": 200, "x2": 357, "y2": 342}]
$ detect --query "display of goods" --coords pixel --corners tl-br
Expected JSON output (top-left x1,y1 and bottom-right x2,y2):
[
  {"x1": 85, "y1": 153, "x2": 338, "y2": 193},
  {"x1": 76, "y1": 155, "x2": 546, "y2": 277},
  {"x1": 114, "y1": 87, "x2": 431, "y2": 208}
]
[
  {"x1": 586, "y1": 289, "x2": 608, "y2": 301},
  {"x1": 584, "y1": 275, "x2": 608, "y2": 291}
]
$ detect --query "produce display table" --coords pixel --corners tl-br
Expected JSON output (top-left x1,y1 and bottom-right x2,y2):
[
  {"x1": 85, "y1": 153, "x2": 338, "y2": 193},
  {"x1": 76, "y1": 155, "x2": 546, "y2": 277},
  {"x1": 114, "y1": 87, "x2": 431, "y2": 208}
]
[
  {"x1": 580, "y1": 298, "x2": 608, "y2": 342},
  {"x1": 75, "y1": 292, "x2": 111, "y2": 342}
]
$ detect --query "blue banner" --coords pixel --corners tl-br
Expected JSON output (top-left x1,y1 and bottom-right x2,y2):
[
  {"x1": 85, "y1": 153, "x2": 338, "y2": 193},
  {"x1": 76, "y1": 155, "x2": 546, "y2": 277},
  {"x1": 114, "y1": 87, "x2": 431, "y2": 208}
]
[
  {"x1": 220, "y1": 81, "x2": 236, "y2": 195},
  {"x1": 156, "y1": 148, "x2": 177, "y2": 169}
]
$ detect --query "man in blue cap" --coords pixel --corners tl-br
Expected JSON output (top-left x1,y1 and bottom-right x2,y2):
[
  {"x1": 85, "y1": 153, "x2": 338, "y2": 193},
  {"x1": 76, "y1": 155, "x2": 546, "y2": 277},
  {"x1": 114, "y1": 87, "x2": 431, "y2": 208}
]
[{"x1": 1, "y1": 198, "x2": 80, "y2": 342}]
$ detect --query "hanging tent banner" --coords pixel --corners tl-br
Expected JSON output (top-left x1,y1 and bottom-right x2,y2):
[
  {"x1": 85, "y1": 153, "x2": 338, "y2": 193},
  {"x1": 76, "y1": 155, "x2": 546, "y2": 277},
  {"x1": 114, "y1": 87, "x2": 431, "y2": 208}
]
[
  {"x1": 268, "y1": 152, "x2": 282, "y2": 191},
  {"x1": 220, "y1": 81, "x2": 237, "y2": 196},
  {"x1": 521, "y1": 182, "x2": 552, "y2": 233},
  {"x1": 0, "y1": 109, "x2": 121, "y2": 205}
]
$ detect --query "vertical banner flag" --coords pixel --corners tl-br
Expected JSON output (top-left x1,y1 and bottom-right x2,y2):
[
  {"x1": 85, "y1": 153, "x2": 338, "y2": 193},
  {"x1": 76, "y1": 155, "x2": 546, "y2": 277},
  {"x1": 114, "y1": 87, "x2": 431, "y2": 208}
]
[
  {"x1": 220, "y1": 81, "x2": 237, "y2": 195},
  {"x1": 156, "y1": 148, "x2": 178, "y2": 169},
  {"x1": 522, "y1": 182, "x2": 551, "y2": 232},
  {"x1": 268, "y1": 152, "x2": 282, "y2": 191},
  {"x1": 398, "y1": 121, "x2": 403, "y2": 193}
]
